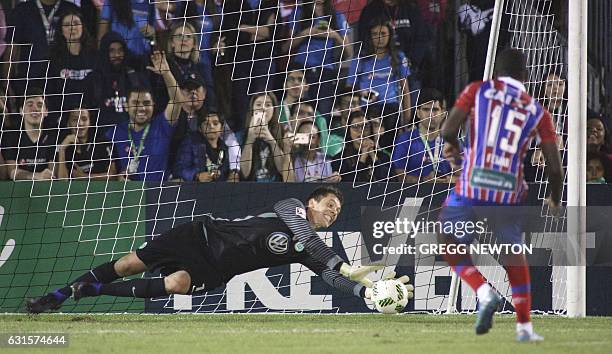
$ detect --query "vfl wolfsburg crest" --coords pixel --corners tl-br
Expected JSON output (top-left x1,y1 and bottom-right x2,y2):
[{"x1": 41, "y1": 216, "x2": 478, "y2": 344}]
[{"x1": 266, "y1": 232, "x2": 289, "y2": 255}]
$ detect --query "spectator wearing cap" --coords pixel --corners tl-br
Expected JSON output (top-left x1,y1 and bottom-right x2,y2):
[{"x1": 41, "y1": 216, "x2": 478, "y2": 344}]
[{"x1": 174, "y1": 110, "x2": 239, "y2": 182}]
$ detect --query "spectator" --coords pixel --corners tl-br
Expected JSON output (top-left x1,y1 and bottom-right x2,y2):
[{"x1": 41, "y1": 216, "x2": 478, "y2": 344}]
[
  {"x1": 240, "y1": 92, "x2": 290, "y2": 182},
  {"x1": 174, "y1": 0, "x2": 219, "y2": 106},
  {"x1": 98, "y1": 0, "x2": 159, "y2": 60},
  {"x1": 587, "y1": 117, "x2": 612, "y2": 158},
  {"x1": 392, "y1": 88, "x2": 452, "y2": 183},
  {"x1": 106, "y1": 51, "x2": 182, "y2": 182},
  {"x1": 5, "y1": 0, "x2": 80, "y2": 95},
  {"x1": 278, "y1": 67, "x2": 343, "y2": 157},
  {"x1": 333, "y1": 0, "x2": 368, "y2": 25},
  {"x1": 164, "y1": 22, "x2": 216, "y2": 109},
  {"x1": 284, "y1": 0, "x2": 352, "y2": 116},
  {"x1": 358, "y1": 1, "x2": 435, "y2": 87},
  {"x1": 586, "y1": 152, "x2": 610, "y2": 184},
  {"x1": 1, "y1": 87, "x2": 57, "y2": 181},
  {"x1": 89, "y1": 31, "x2": 141, "y2": 130},
  {"x1": 169, "y1": 75, "x2": 207, "y2": 165},
  {"x1": 331, "y1": 87, "x2": 362, "y2": 134},
  {"x1": 525, "y1": 72, "x2": 567, "y2": 180},
  {"x1": 332, "y1": 110, "x2": 392, "y2": 183},
  {"x1": 174, "y1": 110, "x2": 239, "y2": 182},
  {"x1": 291, "y1": 120, "x2": 341, "y2": 182},
  {"x1": 458, "y1": 0, "x2": 509, "y2": 83},
  {"x1": 213, "y1": 0, "x2": 276, "y2": 132},
  {"x1": 278, "y1": 66, "x2": 309, "y2": 126},
  {"x1": 48, "y1": 7, "x2": 97, "y2": 113},
  {"x1": 57, "y1": 107, "x2": 116, "y2": 180},
  {"x1": 348, "y1": 18, "x2": 412, "y2": 148}
]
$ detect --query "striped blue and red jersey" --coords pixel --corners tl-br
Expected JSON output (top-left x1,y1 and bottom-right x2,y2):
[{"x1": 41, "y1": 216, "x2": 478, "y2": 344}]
[{"x1": 453, "y1": 77, "x2": 557, "y2": 204}]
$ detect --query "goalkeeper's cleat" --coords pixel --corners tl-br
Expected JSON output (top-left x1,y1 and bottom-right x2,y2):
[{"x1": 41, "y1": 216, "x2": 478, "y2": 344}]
[
  {"x1": 475, "y1": 290, "x2": 501, "y2": 335},
  {"x1": 517, "y1": 330, "x2": 544, "y2": 342},
  {"x1": 25, "y1": 294, "x2": 63, "y2": 314},
  {"x1": 71, "y1": 282, "x2": 101, "y2": 301}
]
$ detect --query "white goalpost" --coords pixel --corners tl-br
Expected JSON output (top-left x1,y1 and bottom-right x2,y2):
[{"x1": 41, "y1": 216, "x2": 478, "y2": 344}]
[{"x1": 445, "y1": 0, "x2": 587, "y2": 316}]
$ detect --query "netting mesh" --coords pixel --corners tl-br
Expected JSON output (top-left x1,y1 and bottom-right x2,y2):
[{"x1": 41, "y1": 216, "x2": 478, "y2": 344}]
[{"x1": 0, "y1": 0, "x2": 569, "y2": 314}]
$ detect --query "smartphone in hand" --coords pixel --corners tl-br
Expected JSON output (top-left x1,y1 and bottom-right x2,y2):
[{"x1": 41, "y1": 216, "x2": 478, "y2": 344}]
[
  {"x1": 253, "y1": 111, "x2": 265, "y2": 126},
  {"x1": 293, "y1": 133, "x2": 310, "y2": 145}
]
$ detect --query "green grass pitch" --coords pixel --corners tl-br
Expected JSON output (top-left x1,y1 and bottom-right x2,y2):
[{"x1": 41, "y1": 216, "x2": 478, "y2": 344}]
[{"x1": 1, "y1": 314, "x2": 611, "y2": 353}]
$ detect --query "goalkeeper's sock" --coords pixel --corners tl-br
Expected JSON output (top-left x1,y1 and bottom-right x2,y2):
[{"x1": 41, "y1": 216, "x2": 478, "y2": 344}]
[
  {"x1": 99, "y1": 278, "x2": 168, "y2": 298},
  {"x1": 443, "y1": 253, "x2": 486, "y2": 291},
  {"x1": 54, "y1": 261, "x2": 120, "y2": 299},
  {"x1": 505, "y1": 263, "x2": 532, "y2": 324}
]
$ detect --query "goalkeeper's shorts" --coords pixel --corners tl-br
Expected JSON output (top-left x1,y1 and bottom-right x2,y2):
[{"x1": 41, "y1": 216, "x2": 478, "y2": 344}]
[{"x1": 136, "y1": 221, "x2": 222, "y2": 293}]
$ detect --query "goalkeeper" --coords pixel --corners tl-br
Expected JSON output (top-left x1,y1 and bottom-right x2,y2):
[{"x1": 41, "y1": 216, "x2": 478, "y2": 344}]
[{"x1": 27, "y1": 186, "x2": 412, "y2": 313}]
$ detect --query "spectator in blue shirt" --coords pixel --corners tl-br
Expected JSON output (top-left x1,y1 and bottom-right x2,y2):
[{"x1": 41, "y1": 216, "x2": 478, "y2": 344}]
[
  {"x1": 283, "y1": 0, "x2": 352, "y2": 116},
  {"x1": 174, "y1": 109, "x2": 239, "y2": 182},
  {"x1": 106, "y1": 51, "x2": 182, "y2": 182},
  {"x1": 347, "y1": 18, "x2": 412, "y2": 149},
  {"x1": 98, "y1": 0, "x2": 158, "y2": 59},
  {"x1": 392, "y1": 88, "x2": 452, "y2": 183}
]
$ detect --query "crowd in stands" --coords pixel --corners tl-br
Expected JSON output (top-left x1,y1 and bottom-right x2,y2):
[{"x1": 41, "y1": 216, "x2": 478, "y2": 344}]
[{"x1": 0, "y1": 0, "x2": 610, "y2": 184}]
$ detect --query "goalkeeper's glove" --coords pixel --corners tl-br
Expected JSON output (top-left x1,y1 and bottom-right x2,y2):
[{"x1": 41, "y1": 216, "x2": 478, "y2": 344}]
[
  {"x1": 363, "y1": 272, "x2": 415, "y2": 300},
  {"x1": 339, "y1": 263, "x2": 384, "y2": 288}
]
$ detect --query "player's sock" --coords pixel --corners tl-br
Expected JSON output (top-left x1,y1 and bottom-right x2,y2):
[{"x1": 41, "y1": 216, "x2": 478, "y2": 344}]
[
  {"x1": 443, "y1": 252, "x2": 486, "y2": 291},
  {"x1": 99, "y1": 278, "x2": 168, "y2": 298},
  {"x1": 516, "y1": 321, "x2": 533, "y2": 336},
  {"x1": 476, "y1": 283, "x2": 493, "y2": 302},
  {"x1": 53, "y1": 260, "x2": 120, "y2": 299},
  {"x1": 505, "y1": 258, "x2": 532, "y2": 325}
]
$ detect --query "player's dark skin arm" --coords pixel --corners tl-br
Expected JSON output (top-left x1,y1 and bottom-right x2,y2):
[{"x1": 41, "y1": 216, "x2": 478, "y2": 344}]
[
  {"x1": 441, "y1": 107, "x2": 467, "y2": 148},
  {"x1": 441, "y1": 107, "x2": 468, "y2": 164},
  {"x1": 539, "y1": 141, "x2": 563, "y2": 205}
]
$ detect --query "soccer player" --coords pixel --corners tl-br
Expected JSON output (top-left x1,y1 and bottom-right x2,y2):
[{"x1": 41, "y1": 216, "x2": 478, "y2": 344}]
[
  {"x1": 26, "y1": 186, "x2": 412, "y2": 313},
  {"x1": 439, "y1": 48, "x2": 563, "y2": 342}
]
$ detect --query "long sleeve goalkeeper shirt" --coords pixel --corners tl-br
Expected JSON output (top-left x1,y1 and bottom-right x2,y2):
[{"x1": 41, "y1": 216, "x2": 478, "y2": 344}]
[{"x1": 197, "y1": 198, "x2": 365, "y2": 297}]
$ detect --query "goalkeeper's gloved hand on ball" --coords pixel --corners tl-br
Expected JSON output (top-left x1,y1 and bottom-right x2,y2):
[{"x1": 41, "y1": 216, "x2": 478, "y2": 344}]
[{"x1": 363, "y1": 271, "x2": 415, "y2": 300}]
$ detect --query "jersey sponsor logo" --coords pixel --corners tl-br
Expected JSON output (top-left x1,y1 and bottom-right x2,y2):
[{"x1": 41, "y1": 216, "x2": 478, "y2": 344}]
[
  {"x1": 295, "y1": 207, "x2": 306, "y2": 219},
  {"x1": 470, "y1": 167, "x2": 516, "y2": 191},
  {"x1": 266, "y1": 232, "x2": 289, "y2": 255},
  {"x1": 294, "y1": 241, "x2": 304, "y2": 252}
]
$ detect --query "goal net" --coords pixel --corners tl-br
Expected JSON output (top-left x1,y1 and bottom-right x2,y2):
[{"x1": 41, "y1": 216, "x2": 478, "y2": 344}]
[{"x1": 0, "y1": 0, "x2": 573, "y2": 314}]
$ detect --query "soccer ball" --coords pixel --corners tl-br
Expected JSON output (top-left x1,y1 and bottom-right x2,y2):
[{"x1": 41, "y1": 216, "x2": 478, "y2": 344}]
[{"x1": 371, "y1": 279, "x2": 409, "y2": 314}]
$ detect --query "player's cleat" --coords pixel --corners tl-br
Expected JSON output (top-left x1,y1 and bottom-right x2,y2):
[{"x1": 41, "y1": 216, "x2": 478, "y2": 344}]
[
  {"x1": 25, "y1": 294, "x2": 63, "y2": 314},
  {"x1": 71, "y1": 282, "x2": 101, "y2": 301},
  {"x1": 517, "y1": 330, "x2": 544, "y2": 342},
  {"x1": 475, "y1": 290, "x2": 502, "y2": 335}
]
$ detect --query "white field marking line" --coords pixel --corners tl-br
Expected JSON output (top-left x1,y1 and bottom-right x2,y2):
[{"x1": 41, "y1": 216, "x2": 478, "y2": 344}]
[{"x1": 7, "y1": 328, "x2": 371, "y2": 335}]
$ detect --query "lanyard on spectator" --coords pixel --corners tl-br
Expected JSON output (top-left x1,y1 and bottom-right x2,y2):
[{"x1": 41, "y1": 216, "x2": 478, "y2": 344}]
[
  {"x1": 36, "y1": 0, "x2": 61, "y2": 45},
  {"x1": 206, "y1": 148, "x2": 224, "y2": 171},
  {"x1": 127, "y1": 124, "x2": 150, "y2": 164},
  {"x1": 420, "y1": 133, "x2": 440, "y2": 168}
]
